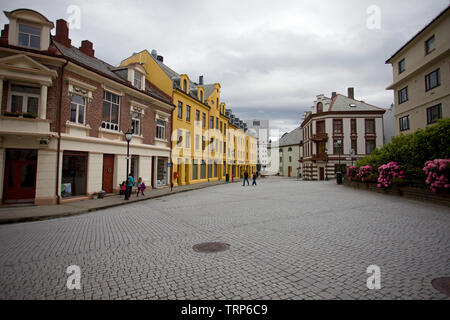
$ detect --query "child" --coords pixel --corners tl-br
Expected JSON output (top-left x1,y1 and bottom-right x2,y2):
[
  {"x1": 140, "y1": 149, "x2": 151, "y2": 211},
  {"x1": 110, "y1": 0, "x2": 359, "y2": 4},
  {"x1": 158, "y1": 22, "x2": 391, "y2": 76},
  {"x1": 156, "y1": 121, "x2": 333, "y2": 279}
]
[
  {"x1": 119, "y1": 181, "x2": 126, "y2": 195},
  {"x1": 136, "y1": 177, "x2": 146, "y2": 196}
]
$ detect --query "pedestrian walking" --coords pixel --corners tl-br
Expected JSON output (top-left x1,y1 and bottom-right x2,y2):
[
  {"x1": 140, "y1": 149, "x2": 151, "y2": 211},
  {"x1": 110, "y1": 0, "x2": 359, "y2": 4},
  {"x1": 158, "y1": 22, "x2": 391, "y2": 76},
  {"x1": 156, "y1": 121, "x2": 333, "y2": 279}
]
[
  {"x1": 243, "y1": 170, "x2": 250, "y2": 186},
  {"x1": 252, "y1": 173, "x2": 257, "y2": 186},
  {"x1": 136, "y1": 177, "x2": 146, "y2": 197},
  {"x1": 125, "y1": 173, "x2": 134, "y2": 200}
]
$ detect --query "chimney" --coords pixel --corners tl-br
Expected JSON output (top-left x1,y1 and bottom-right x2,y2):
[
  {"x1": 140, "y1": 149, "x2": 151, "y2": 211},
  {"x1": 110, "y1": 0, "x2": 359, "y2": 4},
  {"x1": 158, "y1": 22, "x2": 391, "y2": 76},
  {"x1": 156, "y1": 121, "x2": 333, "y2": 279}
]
[
  {"x1": 348, "y1": 87, "x2": 355, "y2": 100},
  {"x1": 199, "y1": 75, "x2": 204, "y2": 85},
  {"x1": 0, "y1": 24, "x2": 8, "y2": 45},
  {"x1": 331, "y1": 92, "x2": 337, "y2": 99},
  {"x1": 156, "y1": 55, "x2": 163, "y2": 63},
  {"x1": 54, "y1": 19, "x2": 71, "y2": 48},
  {"x1": 79, "y1": 40, "x2": 95, "y2": 57}
]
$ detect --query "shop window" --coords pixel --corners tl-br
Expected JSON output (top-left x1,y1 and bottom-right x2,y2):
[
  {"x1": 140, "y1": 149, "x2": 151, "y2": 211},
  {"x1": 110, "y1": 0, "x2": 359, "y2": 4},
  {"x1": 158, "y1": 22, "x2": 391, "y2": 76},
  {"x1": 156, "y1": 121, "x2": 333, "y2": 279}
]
[{"x1": 62, "y1": 152, "x2": 87, "y2": 198}]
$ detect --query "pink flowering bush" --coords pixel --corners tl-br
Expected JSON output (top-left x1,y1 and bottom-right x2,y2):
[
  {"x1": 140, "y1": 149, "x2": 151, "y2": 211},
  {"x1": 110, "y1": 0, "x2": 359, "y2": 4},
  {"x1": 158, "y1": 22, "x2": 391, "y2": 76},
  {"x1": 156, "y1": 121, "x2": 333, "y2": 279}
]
[
  {"x1": 346, "y1": 166, "x2": 358, "y2": 181},
  {"x1": 377, "y1": 162, "x2": 405, "y2": 188},
  {"x1": 423, "y1": 159, "x2": 450, "y2": 193},
  {"x1": 357, "y1": 165, "x2": 373, "y2": 182}
]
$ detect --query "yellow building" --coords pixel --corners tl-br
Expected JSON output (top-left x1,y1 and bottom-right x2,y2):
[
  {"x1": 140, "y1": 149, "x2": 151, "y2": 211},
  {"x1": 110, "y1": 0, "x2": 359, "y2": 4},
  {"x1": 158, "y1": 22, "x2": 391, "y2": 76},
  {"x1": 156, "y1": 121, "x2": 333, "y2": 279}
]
[{"x1": 121, "y1": 50, "x2": 257, "y2": 186}]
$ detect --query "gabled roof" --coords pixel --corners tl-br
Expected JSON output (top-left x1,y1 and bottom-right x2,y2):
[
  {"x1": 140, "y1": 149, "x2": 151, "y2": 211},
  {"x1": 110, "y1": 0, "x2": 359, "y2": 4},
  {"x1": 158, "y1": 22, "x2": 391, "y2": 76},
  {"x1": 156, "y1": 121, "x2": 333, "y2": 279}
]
[
  {"x1": 329, "y1": 94, "x2": 385, "y2": 112},
  {"x1": 277, "y1": 126, "x2": 303, "y2": 147}
]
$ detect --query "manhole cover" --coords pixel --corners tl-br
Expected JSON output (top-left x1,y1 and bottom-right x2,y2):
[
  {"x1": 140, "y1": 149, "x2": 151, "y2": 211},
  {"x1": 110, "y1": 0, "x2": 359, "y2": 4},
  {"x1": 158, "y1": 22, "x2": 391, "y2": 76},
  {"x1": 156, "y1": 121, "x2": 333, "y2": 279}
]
[
  {"x1": 193, "y1": 242, "x2": 230, "y2": 253},
  {"x1": 431, "y1": 277, "x2": 450, "y2": 297}
]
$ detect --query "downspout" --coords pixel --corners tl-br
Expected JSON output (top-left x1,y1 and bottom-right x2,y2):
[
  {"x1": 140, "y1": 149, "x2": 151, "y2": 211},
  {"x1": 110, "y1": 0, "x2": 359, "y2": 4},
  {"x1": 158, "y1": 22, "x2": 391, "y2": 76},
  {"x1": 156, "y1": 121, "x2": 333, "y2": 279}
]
[{"x1": 55, "y1": 60, "x2": 68, "y2": 204}]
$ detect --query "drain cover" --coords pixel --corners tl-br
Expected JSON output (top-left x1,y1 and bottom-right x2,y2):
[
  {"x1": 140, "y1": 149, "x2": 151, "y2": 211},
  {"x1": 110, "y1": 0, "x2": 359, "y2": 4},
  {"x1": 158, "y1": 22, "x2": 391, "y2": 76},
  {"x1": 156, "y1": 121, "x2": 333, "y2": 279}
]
[
  {"x1": 193, "y1": 242, "x2": 230, "y2": 253},
  {"x1": 431, "y1": 277, "x2": 450, "y2": 297}
]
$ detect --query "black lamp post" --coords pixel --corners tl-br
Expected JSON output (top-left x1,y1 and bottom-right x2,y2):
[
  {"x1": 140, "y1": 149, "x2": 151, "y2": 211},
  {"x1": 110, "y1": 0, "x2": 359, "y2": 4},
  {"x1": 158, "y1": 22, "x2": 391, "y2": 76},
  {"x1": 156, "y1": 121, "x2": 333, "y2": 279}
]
[
  {"x1": 124, "y1": 129, "x2": 133, "y2": 200},
  {"x1": 336, "y1": 139, "x2": 342, "y2": 184},
  {"x1": 324, "y1": 148, "x2": 328, "y2": 180}
]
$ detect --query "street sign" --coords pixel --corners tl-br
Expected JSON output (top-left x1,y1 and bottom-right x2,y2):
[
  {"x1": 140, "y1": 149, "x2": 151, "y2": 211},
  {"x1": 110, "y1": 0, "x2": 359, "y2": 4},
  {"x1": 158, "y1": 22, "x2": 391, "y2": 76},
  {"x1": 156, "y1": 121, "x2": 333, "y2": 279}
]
[{"x1": 167, "y1": 163, "x2": 173, "y2": 167}]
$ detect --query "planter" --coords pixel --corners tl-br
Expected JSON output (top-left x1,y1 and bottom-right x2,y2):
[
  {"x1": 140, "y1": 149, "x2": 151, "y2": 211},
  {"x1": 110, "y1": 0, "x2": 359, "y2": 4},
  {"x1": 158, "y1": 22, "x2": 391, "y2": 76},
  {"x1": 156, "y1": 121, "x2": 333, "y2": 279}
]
[
  {"x1": 3, "y1": 112, "x2": 21, "y2": 117},
  {"x1": 22, "y1": 113, "x2": 37, "y2": 119},
  {"x1": 343, "y1": 180, "x2": 450, "y2": 206}
]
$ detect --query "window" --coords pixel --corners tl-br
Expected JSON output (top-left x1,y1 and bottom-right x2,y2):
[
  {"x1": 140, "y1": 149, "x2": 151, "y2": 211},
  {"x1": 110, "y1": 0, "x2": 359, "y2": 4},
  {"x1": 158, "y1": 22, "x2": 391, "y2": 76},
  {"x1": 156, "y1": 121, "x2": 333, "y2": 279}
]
[
  {"x1": 177, "y1": 129, "x2": 182, "y2": 147},
  {"x1": 195, "y1": 134, "x2": 200, "y2": 150},
  {"x1": 210, "y1": 116, "x2": 214, "y2": 129},
  {"x1": 398, "y1": 59, "x2": 405, "y2": 74},
  {"x1": 9, "y1": 84, "x2": 40, "y2": 115},
  {"x1": 399, "y1": 116, "x2": 410, "y2": 132},
  {"x1": 333, "y1": 139, "x2": 343, "y2": 154},
  {"x1": 201, "y1": 161, "x2": 206, "y2": 179},
  {"x1": 351, "y1": 119, "x2": 357, "y2": 134},
  {"x1": 193, "y1": 161, "x2": 198, "y2": 180},
  {"x1": 62, "y1": 152, "x2": 87, "y2": 198},
  {"x1": 365, "y1": 119, "x2": 375, "y2": 134},
  {"x1": 365, "y1": 140, "x2": 376, "y2": 155},
  {"x1": 425, "y1": 69, "x2": 440, "y2": 91},
  {"x1": 202, "y1": 113, "x2": 206, "y2": 128},
  {"x1": 200, "y1": 91, "x2": 203, "y2": 102},
  {"x1": 210, "y1": 138, "x2": 214, "y2": 152},
  {"x1": 69, "y1": 94, "x2": 86, "y2": 124},
  {"x1": 224, "y1": 124, "x2": 226, "y2": 134},
  {"x1": 351, "y1": 139, "x2": 357, "y2": 154},
  {"x1": 134, "y1": 71, "x2": 143, "y2": 89},
  {"x1": 317, "y1": 102, "x2": 323, "y2": 113},
  {"x1": 425, "y1": 35, "x2": 435, "y2": 55},
  {"x1": 216, "y1": 98, "x2": 219, "y2": 110},
  {"x1": 183, "y1": 79, "x2": 188, "y2": 93},
  {"x1": 220, "y1": 121, "x2": 223, "y2": 133},
  {"x1": 398, "y1": 87, "x2": 408, "y2": 104},
  {"x1": 333, "y1": 119, "x2": 343, "y2": 134},
  {"x1": 156, "y1": 119, "x2": 166, "y2": 140},
  {"x1": 317, "y1": 121, "x2": 325, "y2": 133},
  {"x1": 208, "y1": 163, "x2": 212, "y2": 178},
  {"x1": 288, "y1": 147, "x2": 293, "y2": 152},
  {"x1": 177, "y1": 101, "x2": 183, "y2": 119},
  {"x1": 253, "y1": 120, "x2": 260, "y2": 126},
  {"x1": 185, "y1": 131, "x2": 190, "y2": 148},
  {"x1": 18, "y1": 24, "x2": 40, "y2": 49},
  {"x1": 131, "y1": 112, "x2": 141, "y2": 135},
  {"x1": 427, "y1": 104, "x2": 442, "y2": 125},
  {"x1": 195, "y1": 110, "x2": 200, "y2": 122},
  {"x1": 186, "y1": 105, "x2": 191, "y2": 122},
  {"x1": 102, "y1": 91, "x2": 120, "y2": 131},
  {"x1": 202, "y1": 136, "x2": 205, "y2": 151},
  {"x1": 216, "y1": 117, "x2": 219, "y2": 130},
  {"x1": 289, "y1": 156, "x2": 292, "y2": 162}
]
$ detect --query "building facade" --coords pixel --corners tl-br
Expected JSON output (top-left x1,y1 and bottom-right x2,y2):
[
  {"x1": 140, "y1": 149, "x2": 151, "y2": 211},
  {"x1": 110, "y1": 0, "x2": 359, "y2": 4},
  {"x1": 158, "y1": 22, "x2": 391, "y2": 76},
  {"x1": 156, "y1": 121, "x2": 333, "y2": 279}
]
[
  {"x1": 243, "y1": 119, "x2": 270, "y2": 174},
  {"x1": 120, "y1": 50, "x2": 257, "y2": 187},
  {"x1": 0, "y1": 9, "x2": 173, "y2": 205},
  {"x1": 386, "y1": 6, "x2": 449, "y2": 135},
  {"x1": 269, "y1": 127, "x2": 302, "y2": 178},
  {"x1": 300, "y1": 88, "x2": 385, "y2": 181}
]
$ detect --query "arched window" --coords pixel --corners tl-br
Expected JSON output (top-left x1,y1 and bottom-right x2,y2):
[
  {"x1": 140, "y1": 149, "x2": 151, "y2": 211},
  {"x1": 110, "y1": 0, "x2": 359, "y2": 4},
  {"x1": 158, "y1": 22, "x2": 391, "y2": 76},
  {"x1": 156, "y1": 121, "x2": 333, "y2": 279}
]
[
  {"x1": 183, "y1": 79, "x2": 188, "y2": 93},
  {"x1": 288, "y1": 147, "x2": 293, "y2": 152},
  {"x1": 317, "y1": 102, "x2": 323, "y2": 113}
]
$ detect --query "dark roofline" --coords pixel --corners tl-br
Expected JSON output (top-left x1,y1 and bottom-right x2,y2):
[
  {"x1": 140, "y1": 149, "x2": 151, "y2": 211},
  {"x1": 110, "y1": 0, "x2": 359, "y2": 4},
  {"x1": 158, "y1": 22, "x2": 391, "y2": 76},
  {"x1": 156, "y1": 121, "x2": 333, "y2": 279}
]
[{"x1": 386, "y1": 5, "x2": 450, "y2": 64}]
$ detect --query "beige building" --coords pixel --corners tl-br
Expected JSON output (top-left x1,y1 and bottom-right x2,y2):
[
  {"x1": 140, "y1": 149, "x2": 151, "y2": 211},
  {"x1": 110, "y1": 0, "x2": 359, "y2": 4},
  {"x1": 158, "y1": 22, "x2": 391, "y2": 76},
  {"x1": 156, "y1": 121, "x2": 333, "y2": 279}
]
[
  {"x1": 386, "y1": 6, "x2": 450, "y2": 135},
  {"x1": 269, "y1": 127, "x2": 302, "y2": 178}
]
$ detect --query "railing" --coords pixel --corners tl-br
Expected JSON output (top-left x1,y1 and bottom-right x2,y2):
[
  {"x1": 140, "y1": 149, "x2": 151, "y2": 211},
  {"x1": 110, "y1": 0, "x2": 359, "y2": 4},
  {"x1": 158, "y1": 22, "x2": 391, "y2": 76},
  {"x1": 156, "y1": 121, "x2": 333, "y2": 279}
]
[
  {"x1": 311, "y1": 132, "x2": 329, "y2": 142},
  {"x1": 312, "y1": 152, "x2": 328, "y2": 161}
]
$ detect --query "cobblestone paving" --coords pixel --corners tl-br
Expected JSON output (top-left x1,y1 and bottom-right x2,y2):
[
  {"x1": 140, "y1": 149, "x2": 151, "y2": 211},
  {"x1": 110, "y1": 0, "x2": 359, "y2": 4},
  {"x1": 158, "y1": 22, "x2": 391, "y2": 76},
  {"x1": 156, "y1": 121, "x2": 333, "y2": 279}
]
[{"x1": 0, "y1": 177, "x2": 449, "y2": 300}]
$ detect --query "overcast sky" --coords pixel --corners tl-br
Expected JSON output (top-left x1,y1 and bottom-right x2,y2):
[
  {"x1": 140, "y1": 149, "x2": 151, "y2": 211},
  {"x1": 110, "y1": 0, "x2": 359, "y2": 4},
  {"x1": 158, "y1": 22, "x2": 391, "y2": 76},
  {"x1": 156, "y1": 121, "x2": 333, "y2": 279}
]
[{"x1": 2, "y1": 0, "x2": 449, "y2": 138}]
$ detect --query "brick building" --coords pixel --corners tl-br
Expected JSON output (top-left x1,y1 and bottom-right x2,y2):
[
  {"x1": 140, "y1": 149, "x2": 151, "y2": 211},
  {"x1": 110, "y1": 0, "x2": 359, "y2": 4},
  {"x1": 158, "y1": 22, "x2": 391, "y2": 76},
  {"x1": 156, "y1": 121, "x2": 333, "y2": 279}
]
[{"x1": 0, "y1": 9, "x2": 174, "y2": 205}]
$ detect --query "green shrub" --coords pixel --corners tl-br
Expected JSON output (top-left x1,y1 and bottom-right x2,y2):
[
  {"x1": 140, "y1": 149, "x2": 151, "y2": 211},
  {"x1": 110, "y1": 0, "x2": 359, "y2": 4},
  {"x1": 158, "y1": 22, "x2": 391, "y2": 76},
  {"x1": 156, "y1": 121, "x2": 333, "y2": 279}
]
[{"x1": 356, "y1": 118, "x2": 450, "y2": 177}]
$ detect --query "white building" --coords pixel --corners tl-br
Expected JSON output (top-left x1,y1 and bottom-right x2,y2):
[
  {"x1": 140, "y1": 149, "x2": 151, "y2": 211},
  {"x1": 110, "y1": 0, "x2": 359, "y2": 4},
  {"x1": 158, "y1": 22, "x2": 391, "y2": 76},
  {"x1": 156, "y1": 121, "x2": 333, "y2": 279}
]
[
  {"x1": 300, "y1": 88, "x2": 386, "y2": 181},
  {"x1": 243, "y1": 120, "x2": 270, "y2": 174}
]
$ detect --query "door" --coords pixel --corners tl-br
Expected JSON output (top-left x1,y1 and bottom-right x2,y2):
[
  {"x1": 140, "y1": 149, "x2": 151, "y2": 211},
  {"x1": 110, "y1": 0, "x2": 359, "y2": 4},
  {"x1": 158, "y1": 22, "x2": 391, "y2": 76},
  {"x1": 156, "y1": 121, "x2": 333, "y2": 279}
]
[
  {"x1": 288, "y1": 166, "x2": 291, "y2": 177},
  {"x1": 102, "y1": 154, "x2": 114, "y2": 193},
  {"x1": 3, "y1": 149, "x2": 37, "y2": 203},
  {"x1": 319, "y1": 167, "x2": 325, "y2": 181}
]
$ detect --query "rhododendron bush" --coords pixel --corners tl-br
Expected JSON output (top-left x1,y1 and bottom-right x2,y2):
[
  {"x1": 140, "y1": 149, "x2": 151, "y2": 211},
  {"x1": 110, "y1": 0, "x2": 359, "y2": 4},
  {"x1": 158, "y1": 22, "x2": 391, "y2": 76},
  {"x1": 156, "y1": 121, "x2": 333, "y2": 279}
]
[
  {"x1": 357, "y1": 165, "x2": 373, "y2": 182},
  {"x1": 423, "y1": 159, "x2": 450, "y2": 193},
  {"x1": 377, "y1": 162, "x2": 405, "y2": 188},
  {"x1": 346, "y1": 166, "x2": 357, "y2": 181}
]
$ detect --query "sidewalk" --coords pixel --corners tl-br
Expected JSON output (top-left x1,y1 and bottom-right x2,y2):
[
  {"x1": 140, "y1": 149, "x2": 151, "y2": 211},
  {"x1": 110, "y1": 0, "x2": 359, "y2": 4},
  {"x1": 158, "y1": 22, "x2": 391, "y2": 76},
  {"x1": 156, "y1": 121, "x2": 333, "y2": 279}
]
[{"x1": 0, "y1": 179, "x2": 238, "y2": 225}]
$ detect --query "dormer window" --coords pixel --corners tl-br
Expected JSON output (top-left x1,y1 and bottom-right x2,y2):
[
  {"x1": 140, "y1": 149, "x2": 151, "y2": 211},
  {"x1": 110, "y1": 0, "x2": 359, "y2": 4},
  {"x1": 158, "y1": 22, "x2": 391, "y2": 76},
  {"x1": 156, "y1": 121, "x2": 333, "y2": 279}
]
[
  {"x1": 200, "y1": 90, "x2": 203, "y2": 102},
  {"x1": 134, "y1": 71, "x2": 143, "y2": 90},
  {"x1": 317, "y1": 102, "x2": 323, "y2": 113},
  {"x1": 183, "y1": 79, "x2": 188, "y2": 93},
  {"x1": 18, "y1": 24, "x2": 41, "y2": 49}
]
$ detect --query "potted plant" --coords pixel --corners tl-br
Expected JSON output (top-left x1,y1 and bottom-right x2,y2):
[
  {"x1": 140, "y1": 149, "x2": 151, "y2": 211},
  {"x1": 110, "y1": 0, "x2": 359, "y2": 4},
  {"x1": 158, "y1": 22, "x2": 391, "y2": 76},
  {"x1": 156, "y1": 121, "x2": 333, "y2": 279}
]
[
  {"x1": 22, "y1": 112, "x2": 37, "y2": 119},
  {"x1": 3, "y1": 111, "x2": 22, "y2": 117}
]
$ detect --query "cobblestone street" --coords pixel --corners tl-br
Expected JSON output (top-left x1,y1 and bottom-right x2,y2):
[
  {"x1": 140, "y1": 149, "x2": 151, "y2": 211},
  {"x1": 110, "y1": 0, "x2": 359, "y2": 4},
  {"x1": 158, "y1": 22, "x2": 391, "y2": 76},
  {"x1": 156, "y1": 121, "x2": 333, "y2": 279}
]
[{"x1": 0, "y1": 177, "x2": 449, "y2": 300}]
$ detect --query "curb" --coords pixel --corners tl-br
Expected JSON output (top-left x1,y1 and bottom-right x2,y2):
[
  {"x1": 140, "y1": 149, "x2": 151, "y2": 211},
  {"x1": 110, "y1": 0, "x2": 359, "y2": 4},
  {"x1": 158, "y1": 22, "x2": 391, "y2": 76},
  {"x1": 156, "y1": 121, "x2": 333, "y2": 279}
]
[{"x1": 0, "y1": 180, "x2": 234, "y2": 225}]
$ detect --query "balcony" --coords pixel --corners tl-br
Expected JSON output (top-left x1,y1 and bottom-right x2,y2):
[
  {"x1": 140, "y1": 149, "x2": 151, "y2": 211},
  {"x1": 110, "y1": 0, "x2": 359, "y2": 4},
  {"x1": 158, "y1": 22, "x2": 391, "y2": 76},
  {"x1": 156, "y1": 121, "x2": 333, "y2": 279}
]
[
  {"x1": 311, "y1": 132, "x2": 329, "y2": 142},
  {"x1": 312, "y1": 152, "x2": 328, "y2": 162},
  {"x1": 0, "y1": 115, "x2": 52, "y2": 136}
]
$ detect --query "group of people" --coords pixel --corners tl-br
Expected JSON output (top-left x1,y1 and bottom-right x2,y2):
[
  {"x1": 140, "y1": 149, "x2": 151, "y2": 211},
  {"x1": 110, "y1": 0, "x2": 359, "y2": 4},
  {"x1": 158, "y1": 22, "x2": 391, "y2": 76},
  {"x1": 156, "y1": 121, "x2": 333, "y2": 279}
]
[
  {"x1": 121, "y1": 174, "x2": 146, "y2": 200},
  {"x1": 242, "y1": 171, "x2": 258, "y2": 187}
]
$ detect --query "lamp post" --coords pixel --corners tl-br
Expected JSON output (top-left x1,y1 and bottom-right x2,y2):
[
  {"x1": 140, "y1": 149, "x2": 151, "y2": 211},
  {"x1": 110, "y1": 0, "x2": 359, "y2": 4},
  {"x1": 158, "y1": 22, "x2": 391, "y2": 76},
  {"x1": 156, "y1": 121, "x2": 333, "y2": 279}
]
[
  {"x1": 124, "y1": 129, "x2": 133, "y2": 200},
  {"x1": 324, "y1": 148, "x2": 328, "y2": 180},
  {"x1": 336, "y1": 139, "x2": 342, "y2": 184}
]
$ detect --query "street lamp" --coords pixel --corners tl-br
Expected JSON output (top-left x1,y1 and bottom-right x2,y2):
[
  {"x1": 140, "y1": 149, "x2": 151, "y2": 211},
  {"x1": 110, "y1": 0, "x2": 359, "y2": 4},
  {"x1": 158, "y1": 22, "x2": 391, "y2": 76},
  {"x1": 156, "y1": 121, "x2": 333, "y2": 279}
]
[
  {"x1": 324, "y1": 148, "x2": 328, "y2": 180},
  {"x1": 124, "y1": 129, "x2": 133, "y2": 200},
  {"x1": 349, "y1": 148, "x2": 355, "y2": 167}
]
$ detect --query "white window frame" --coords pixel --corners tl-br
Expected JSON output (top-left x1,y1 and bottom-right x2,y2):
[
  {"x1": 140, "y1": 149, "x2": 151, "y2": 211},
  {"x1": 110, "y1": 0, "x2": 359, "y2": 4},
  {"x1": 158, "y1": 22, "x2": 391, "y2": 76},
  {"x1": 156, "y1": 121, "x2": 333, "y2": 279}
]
[
  {"x1": 8, "y1": 83, "x2": 40, "y2": 114},
  {"x1": 185, "y1": 131, "x2": 191, "y2": 149},
  {"x1": 131, "y1": 111, "x2": 141, "y2": 136},
  {"x1": 18, "y1": 23, "x2": 41, "y2": 50},
  {"x1": 134, "y1": 70, "x2": 143, "y2": 90},
  {"x1": 102, "y1": 91, "x2": 120, "y2": 131},
  {"x1": 156, "y1": 119, "x2": 166, "y2": 140},
  {"x1": 70, "y1": 94, "x2": 86, "y2": 125}
]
